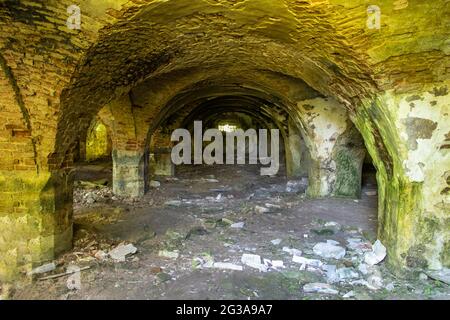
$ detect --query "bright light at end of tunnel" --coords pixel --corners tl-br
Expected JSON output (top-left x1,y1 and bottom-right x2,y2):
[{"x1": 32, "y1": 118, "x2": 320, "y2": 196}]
[{"x1": 218, "y1": 124, "x2": 237, "y2": 132}]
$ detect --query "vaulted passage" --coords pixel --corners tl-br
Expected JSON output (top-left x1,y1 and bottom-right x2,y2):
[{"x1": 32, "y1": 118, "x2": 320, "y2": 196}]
[{"x1": 0, "y1": 0, "x2": 449, "y2": 299}]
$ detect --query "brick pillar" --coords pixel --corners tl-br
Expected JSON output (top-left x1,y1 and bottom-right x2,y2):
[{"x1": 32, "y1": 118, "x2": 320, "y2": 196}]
[
  {"x1": 112, "y1": 149, "x2": 145, "y2": 198},
  {"x1": 285, "y1": 118, "x2": 307, "y2": 178},
  {"x1": 150, "y1": 148, "x2": 175, "y2": 177},
  {"x1": 0, "y1": 170, "x2": 73, "y2": 281}
]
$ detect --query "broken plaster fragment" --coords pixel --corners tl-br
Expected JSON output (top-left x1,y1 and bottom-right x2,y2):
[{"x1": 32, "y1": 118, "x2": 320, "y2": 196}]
[
  {"x1": 313, "y1": 241, "x2": 346, "y2": 259},
  {"x1": 109, "y1": 244, "x2": 137, "y2": 262},
  {"x1": 158, "y1": 250, "x2": 179, "y2": 259},
  {"x1": 364, "y1": 240, "x2": 387, "y2": 266},
  {"x1": 303, "y1": 283, "x2": 339, "y2": 295},
  {"x1": 241, "y1": 254, "x2": 268, "y2": 272}
]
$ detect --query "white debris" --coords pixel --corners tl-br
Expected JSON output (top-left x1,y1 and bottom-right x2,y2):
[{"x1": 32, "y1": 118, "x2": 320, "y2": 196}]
[
  {"x1": 94, "y1": 250, "x2": 108, "y2": 261},
  {"x1": 203, "y1": 178, "x2": 219, "y2": 183},
  {"x1": 425, "y1": 268, "x2": 450, "y2": 285},
  {"x1": 28, "y1": 262, "x2": 56, "y2": 276},
  {"x1": 313, "y1": 240, "x2": 346, "y2": 259},
  {"x1": 165, "y1": 200, "x2": 182, "y2": 207},
  {"x1": 158, "y1": 250, "x2": 179, "y2": 259},
  {"x1": 271, "y1": 239, "x2": 282, "y2": 245},
  {"x1": 263, "y1": 259, "x2": 285, "y2": 270},
  {"x1": 271, "y1": 260, "x2": 285, "y2": 268},
  {"x1": 324, "y1": 221, "x2": 340, "y2": 228},
  {"x1": 358, "y1": 263, "x2": 369, "y2": 275},
  {"x1": 419, "y1": 273, "x2": 428, "y2": 281},
  {"x1": 149, "y1": 180, "x2": 161, "y2": 188},
  {"x1": 213, "y1": 262, "x2": 243, "y2": 271},
  {"x1": 215, "y1": 193, "x2": 222, "y2": 201},
  {"x1": 255, "y1": 206, "x2": 270, "y2": 214},
  {"x1": 66, "y1": 265, "x2": 82, "y2": 291},
  {"x1": 343, "y1": 290, "x2": 355, "y2": 298},
  {"x1": 386, "y1": 283, "x2": 395, "y2": 291},
  {"x1": 286, "y1": 179, "x2": 307, "y2": 193},
  {"x1": 367, "y1": 274, "x2": 383, "y2": 289},
  {"x1": 336, "y1": 267, "x2": 359, "y2": 280},
  {"x1": 303, "y1": 283, "x2": 339, "y2": 295},
  {"x1": 322, "y1": 264, "x2": 338, "y2": 283},
  {"x1": 347, "y1": 238, "x2": 372, "y2": 253},
  {"x1": 364, "y1": 240, "x2": 387, "y2": 266},
  {"x1": 365, "y1": 190, "x2": 377, "y2": 196},
  {"x1": 265, "y1": 203, "x2": 281, "y2": 209},
  {"x1": 292, "y1": 255, "x2": 323, "y2": 268},
  {"x1": 241, "y1": 254, "x2": 268, "y2": 272},
  {"x1": 282, "y1": 247, "x2": 302, "y2": 256},
  {"x1": 230, "y1": 222, "x2": 245, "y2": 229},
  {"x1": 108, "y1": 244, "x2": 137, "y2": 262}
]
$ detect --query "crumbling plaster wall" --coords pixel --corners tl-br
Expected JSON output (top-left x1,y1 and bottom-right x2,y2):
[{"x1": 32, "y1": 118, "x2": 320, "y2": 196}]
[{"x1": 293, "y1": 97, "x2": 365, "y2": 198}]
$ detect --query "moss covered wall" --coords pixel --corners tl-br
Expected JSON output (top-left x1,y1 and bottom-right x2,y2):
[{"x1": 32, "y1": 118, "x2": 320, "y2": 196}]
[{"x1": 354, "y1": 80, "x2": 450, "y2": 271}]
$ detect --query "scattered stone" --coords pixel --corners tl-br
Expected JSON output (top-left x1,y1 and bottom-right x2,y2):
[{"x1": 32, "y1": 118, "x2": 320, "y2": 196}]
[
  {"x1": 265, "y1": 203, "x2": 281, "y2": 209},
  {"x1": 303, "y1": 283, "x2": 339, "y2": 295},
  {"x1": 386, "y1": 283, "x2": 395, "y2": 291},
  {"x1": 419, "y1": 272, "x2": 429, "y2": 281},
  {"x1": 367, "y1": 275, "x2": 383, "y2": 290},
  {"x1": 425, "y1": 268, "x2": 450, "y2": 285},
  {"x1": 336, "y1": 267, "x2": 359, "y2": 281},
  {"x1": 263, "y1": 259, "x2": 284, "y2": 270},
  {"x1": 150, "y1": 266, "x2": 163, "y2": 274},
  {"x1": 324, "y1": 221, "x2": 340, "y2": 228},
  {"x1": 292, "y1": 255, "x2": 323, "y2": 268},
  {"x1": 241, "y1": 254, "x2": 268, "y2": 272},
  {"x1": 158, "y1": 250, "x2": 179, "y2": 259},
  {"x1": 286, "y1": 179, "x2": 308, "y2": 193},
  {"x1": 108, "y1": 244, "x2": 137, "y2": 262},
  {"x1": 213, "y1": 262, "x2": 243, "y2": 271},
  {"x1": 150, "y1": 180, "x2": 161, "y2": 188},
  {"x1": 364, "y1": 240, "x2": 387, "y2": 266},
  {"x1": 343, "y1": 290, "x2": 355, "y2": 298},
  {"x1": 347, "y1": 238, "x2": 372, "y2": 253},
  {"x1": 165, "y1": 200, "x2": 182, "y2": 207},
  {"x1": 28, "y1": 262, "x2": 56, "y2": 276},
  {"x1": 94, "y1": 250, "x2": 108, "y2": 261},
  {"x1": 282, "y1": 247, "x2": 302, "y2": 256},
  {"x1": 230, "y1": 222, "x2": 245, "y2": 229},
  {"x1": 255, "y1": 205, "x2": 270, "y2": 214},
  {"x1": 322, "y1": 264, "x2": 338, "y2": 283},
  {"x1": 313, "y1": 240, "x2": 346, "y2": 259},
  {"x1": 358, "y1": 263, "x2": 369, "y2": 275},
  {"x1": 271, "y1": 239, "x2": 282, "y2": 245}
]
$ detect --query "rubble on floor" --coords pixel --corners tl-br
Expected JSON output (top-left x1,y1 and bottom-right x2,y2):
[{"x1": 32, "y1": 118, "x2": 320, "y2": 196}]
[{"x1": 12, "y1": 164, "x2": 449, "y2": 300}]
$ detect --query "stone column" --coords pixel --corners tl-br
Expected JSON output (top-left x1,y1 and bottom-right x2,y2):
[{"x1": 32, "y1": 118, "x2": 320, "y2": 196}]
[
  {"x1": 0, "y1": 170, "x2": 73, "y2": 281},
  {"x1": 112, "y1": 149, "x2": 145, "y2": 198},
  {"x1": 354, "y1": 82, "x2": 449, "y2": 271},
  {"x1": 285, "y1": 118, "x2": 306, "y2": 179},
  {"x1": 150, "y1": 148, "x2": 175, "y2": 176},
  {"x1": 295, "y1": 97, "x2": 364, "y2": 198}
]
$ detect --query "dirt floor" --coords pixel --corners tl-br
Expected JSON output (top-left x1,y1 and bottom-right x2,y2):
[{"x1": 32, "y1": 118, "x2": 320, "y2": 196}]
[{"x1": 7, "y1": 162, "x2": 449, "y2": 300}]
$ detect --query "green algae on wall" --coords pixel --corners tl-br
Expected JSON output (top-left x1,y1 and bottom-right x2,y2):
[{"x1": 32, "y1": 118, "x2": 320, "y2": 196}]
[{"x1": 353, "y1": 82, "x2": 450, "y2": 272}]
